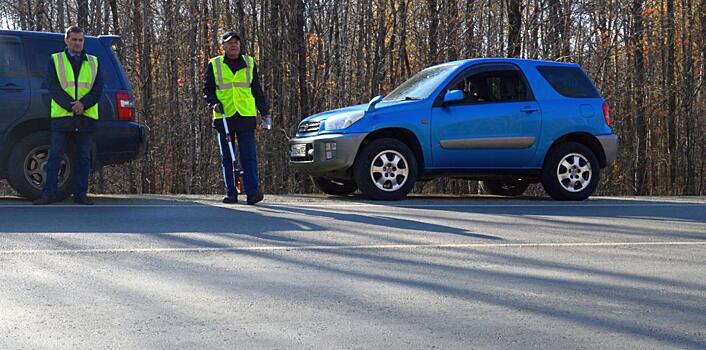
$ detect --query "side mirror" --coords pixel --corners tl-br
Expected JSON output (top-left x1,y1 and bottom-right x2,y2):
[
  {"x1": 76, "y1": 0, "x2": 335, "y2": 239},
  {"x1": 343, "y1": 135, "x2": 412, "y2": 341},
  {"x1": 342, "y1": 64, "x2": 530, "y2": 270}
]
[
  {"x1": 366, "y1": 95, "x2": 384, "y2": 113},
  {"x1": 443, "y1": 90, "x2": 465, "y2": 104}
]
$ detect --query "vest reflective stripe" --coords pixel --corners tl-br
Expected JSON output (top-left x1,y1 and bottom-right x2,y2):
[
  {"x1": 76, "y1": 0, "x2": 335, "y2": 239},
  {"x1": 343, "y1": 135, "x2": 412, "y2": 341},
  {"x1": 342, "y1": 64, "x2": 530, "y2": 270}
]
[
  {"x1": 55, "y1": 52, "x2": 98, "y2": 90},
  {"x1": 50, "y1": 52, "x2": 99, "y2": 120},
  {"x1": 215, "y1": 55, "x2": 251, "y2": 89},
  {"x1": 211, "y1": 55, "x2": 257, "y2": 119}
]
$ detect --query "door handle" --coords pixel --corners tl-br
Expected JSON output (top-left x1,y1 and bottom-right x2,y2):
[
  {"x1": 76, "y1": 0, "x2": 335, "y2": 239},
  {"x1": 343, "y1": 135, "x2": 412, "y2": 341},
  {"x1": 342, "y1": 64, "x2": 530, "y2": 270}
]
[
  {"x1": 0, "y1": 83, "x2": 24, "y2": 92},
  {"x1": 520, "y1": 106, "x2": 538, "y2": 114}
]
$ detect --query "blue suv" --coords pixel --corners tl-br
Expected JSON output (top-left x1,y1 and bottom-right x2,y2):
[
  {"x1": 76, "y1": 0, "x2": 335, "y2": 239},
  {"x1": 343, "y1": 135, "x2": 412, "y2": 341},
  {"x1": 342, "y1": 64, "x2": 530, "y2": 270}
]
[
  {"x1": 289, "y1": 58, "x2": 618, "y2": 201},
  {"x1": 0, "y1": 30, "x2": 147, "y2": 200}
]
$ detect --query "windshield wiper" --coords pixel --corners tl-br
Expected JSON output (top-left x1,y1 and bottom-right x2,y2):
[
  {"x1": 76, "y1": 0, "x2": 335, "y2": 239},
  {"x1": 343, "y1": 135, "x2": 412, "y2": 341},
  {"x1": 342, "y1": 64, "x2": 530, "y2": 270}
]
[{"x1": 401, "y1": 96, "x2": 421, "y2": 101}]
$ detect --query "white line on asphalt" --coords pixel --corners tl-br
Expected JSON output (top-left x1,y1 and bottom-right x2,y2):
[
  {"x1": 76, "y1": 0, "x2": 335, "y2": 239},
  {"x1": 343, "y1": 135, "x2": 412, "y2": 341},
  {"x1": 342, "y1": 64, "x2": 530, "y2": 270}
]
[
  {"x1": 1, "y1": 241, "x2": 705, "y2": 255},
  {"x1": 0, "y1": 202, "x2": 705, "y2": 209}
]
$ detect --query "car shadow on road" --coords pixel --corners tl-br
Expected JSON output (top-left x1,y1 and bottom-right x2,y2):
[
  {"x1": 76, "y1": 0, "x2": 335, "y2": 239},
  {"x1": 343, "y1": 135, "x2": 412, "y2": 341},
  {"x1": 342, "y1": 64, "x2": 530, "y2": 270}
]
[{"x1": 262, "y1": 205, "x2": 503, "y2": 241}]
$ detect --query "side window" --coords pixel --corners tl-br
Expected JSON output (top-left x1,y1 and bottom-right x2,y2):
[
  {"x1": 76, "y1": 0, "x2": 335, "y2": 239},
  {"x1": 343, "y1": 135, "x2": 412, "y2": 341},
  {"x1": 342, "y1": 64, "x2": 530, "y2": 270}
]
[
  {"x1": 23, "y1": 38, "x2": 66, "y2": 78},
  {"x1": 0, "y1": 41, "x2": 27, "y2": 79},
  {"x1": 447, "y1": 69, "x2": 531, "y2": 105}
]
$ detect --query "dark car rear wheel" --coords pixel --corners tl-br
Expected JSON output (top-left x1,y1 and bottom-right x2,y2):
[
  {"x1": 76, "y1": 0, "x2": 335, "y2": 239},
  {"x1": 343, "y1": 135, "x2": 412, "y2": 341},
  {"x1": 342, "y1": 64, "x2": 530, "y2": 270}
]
[
  {"x1": 541, "y1": 142, "x2": 600, "y2": 201},
  {"x1": 312, "y1": 176, "x2": 358, "y2": 196},
  {"x1": 480, "y1": 180, "x2": 529, "y2": 197},
  {"x1": 6, "y1": 132, "x2": 73, "y2": 201},
  {"x1": 353, "y1": 138, "x2": 417, "y2": 201}
]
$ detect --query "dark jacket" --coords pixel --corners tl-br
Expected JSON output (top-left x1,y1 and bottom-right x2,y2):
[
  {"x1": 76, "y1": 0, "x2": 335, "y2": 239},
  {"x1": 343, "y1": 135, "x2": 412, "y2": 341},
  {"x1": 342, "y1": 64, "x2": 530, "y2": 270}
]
[
  {"x1": 47, "y1": 48, "x2": 104, "y2": 132},
  {"x1": 203, "y1": 54, "x2": 269, "y2": 132}
]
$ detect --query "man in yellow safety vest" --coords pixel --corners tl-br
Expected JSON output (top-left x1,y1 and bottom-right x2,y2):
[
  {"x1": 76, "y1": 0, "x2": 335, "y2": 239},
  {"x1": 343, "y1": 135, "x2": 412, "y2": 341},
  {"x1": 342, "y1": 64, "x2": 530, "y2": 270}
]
[
  {"x1": 34, "y1": 25, "x2": 103, "y2": 205},
  {"x1": 203, "y1": 31, "x2": 271, "y2": 205}
]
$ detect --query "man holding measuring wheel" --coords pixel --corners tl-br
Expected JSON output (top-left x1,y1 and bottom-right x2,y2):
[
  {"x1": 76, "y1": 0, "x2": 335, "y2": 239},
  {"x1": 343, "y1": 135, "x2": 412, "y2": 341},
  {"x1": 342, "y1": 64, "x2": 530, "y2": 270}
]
[{"x1": 203, "y1": 31, "x2": 271, "y2": 205}]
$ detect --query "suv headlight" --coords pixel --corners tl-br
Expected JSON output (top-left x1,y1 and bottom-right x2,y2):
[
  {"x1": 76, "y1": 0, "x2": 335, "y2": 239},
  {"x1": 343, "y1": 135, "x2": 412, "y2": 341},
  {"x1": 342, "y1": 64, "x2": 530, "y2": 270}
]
[{"x1": 323, "y1": 111, "x2": 365, "y2": 131}]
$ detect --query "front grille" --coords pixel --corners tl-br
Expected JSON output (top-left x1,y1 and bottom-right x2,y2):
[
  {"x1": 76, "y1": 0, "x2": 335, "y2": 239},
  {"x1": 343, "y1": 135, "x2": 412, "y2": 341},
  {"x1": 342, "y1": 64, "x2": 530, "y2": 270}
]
[{"x1": 298, "y1": 121, "x2": 321, "y2": 134}]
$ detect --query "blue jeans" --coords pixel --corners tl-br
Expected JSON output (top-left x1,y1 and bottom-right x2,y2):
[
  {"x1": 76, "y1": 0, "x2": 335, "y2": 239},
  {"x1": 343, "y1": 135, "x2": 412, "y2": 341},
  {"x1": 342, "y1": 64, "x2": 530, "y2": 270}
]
[
  {"x1": 216, "y1": 129, "x2": 260, "y2": 197},
  {"x1": 42, "y1": 130, "x2": 93, "y2": 198}
]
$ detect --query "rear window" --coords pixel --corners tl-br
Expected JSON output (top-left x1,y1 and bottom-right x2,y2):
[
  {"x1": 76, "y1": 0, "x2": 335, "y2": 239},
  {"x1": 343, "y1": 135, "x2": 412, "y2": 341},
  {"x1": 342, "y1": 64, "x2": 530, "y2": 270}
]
[{"x1": 537, "y1": 66, "x2": 600, "y2": 98}]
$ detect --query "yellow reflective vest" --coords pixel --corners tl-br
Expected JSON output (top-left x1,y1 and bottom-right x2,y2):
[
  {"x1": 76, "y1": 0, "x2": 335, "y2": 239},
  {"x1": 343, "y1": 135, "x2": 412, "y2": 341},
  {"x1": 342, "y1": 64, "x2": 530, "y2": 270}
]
[
  {"x1": 50, "y1": 52, "x2": 99, "y2": 120},
  {"x1": 210, "y1": 55, "x2": 257, "y2": 119}
]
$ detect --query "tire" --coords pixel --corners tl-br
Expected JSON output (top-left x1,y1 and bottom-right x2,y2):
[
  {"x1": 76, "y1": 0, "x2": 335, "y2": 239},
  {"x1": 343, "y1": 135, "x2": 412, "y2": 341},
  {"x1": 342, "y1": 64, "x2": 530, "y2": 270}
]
[
  {"x1": 541, "y1": 142, "x2": 600, "y2": 201},
  {"x1": 480, "y1": 180, "x2": 529, "y2": 197},
  {"x1": 6, "y1": 132, "x2": 73, "y2": 201},
  {"x1": 312, "y1": 176, "x2": 358, "y2": 196},
  {"x1": 353, "y1": 138, "x2": 418, "y2": 201}
]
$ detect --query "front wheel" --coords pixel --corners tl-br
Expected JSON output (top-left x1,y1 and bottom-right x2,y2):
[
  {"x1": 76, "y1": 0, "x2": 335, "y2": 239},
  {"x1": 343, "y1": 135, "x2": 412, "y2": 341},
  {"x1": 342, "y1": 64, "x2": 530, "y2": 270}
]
[
  {"x1": 541, "y1": 142, "x2": 600, "y2": 201},
  {"x1": 312, "y1": 176, "x2": 357, "y2": 196},
  {"x1": 353, "y1": 138, "x2": 418, "y2": 201}
]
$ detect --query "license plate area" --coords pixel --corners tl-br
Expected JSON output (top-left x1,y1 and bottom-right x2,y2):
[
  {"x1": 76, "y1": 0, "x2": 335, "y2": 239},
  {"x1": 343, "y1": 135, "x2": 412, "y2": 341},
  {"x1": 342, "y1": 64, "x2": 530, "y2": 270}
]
[{"x1": 290, "y1": 144, "x2": 308, "y2": 158}]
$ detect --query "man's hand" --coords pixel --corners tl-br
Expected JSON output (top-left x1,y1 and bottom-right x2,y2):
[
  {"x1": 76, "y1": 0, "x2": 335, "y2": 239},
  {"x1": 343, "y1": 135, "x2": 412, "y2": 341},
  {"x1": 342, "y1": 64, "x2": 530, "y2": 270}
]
[
  {"x1": 71, "y1": 101, "x2": 85, "y2": 116},
  {"x1": 211, "y1": 103, "x2": 224, "y2": 114},
  {"x1": 261, "y1": 114, "x2": 272, "y2": 130}
]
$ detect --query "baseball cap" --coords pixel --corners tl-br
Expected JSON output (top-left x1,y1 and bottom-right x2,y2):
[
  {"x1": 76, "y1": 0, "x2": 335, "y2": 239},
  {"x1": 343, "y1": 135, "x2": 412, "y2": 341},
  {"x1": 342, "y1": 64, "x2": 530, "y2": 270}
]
[{"x1": 220, "y1": 31, "x2": 241, "y2": 43}]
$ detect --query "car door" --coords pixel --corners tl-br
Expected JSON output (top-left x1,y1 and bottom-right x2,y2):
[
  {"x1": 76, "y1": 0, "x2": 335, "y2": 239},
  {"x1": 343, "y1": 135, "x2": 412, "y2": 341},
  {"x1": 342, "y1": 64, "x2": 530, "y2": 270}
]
[
  {"x1": 431, "y1": 64, "x2": 542, "y2": 168},
  {"x1": 0, "y1": 35, "x2": 30, "y2": 132}
]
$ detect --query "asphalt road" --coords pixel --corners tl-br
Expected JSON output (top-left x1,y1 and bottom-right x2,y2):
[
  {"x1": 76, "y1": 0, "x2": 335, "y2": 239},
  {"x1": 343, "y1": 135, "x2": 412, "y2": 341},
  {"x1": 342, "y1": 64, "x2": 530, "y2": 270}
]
[{"x1": 0, "y1": 194, "x2": 705, "y2": 349}]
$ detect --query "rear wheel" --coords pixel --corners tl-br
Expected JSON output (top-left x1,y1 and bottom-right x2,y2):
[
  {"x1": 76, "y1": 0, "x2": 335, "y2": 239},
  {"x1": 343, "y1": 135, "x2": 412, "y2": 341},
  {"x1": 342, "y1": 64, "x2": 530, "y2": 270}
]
[
  {"x1": 312, "y1": 176, "x2": 357, "y2": 196},
  {"x1": 353, "y1": 138, "x2": 417, "y2": 201},
  {"x1": 541, "y1": 142, "x2": 600, "y2": 201},
  {"x1": 6, "y1": 132, "x2": 73, "y2": 201},
  {"x1": 480, "y1": 180, "x2": 529, "y2": 197}
]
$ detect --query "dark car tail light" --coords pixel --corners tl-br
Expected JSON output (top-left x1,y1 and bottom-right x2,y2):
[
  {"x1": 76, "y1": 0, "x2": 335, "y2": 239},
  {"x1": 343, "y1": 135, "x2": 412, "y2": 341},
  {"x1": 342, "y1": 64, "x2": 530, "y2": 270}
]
[
  {"x1": 602, "y1": 102, "x2": 612, "y2": 127},
  {"x1": 117, "y1": 91, "x2": 135, "y2": 121}
]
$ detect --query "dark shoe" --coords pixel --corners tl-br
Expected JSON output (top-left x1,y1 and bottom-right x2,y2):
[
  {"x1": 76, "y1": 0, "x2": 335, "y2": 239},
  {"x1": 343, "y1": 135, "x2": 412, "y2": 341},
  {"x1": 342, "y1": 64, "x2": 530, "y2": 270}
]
[
  {"x1": 33, "y1": 196, "x2": 57, "y2": 205},
  {"x1": 222, "y1": 196, "x2": 238, "y2": 204},
  {"x1": 246, "y1": 192, "x2": 264, "y2": 205},
  {"x1": 73, "y1": 195, "x2": 94, "y2": 205}
]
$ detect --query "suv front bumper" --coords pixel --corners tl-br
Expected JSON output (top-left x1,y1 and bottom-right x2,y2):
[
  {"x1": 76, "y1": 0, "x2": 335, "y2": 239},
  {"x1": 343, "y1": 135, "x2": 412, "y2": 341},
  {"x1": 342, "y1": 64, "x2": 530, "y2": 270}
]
[
  {"x1": 597, "y1": 134, "x2": 618, "y2": 166},
  {"x1": 288, "y1": 133, "x2": 367, "y2": 174}
]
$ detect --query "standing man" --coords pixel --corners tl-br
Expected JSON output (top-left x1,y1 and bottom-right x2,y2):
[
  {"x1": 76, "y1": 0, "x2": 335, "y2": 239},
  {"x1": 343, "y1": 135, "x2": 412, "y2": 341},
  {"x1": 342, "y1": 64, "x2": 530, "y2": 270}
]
[
  {"x1": 203, "y1": 31, "x2": 271, "y2": 205},
  {"x1": 34, "y1": 25, "x2": 103, "y2": 205}
]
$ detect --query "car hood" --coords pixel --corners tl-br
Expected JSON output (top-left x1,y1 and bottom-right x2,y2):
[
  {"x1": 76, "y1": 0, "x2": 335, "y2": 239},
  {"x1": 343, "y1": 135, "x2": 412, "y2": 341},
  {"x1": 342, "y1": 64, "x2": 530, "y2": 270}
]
[{"x1": 300, "y1": 99, "x2": 418, "y2": 124}]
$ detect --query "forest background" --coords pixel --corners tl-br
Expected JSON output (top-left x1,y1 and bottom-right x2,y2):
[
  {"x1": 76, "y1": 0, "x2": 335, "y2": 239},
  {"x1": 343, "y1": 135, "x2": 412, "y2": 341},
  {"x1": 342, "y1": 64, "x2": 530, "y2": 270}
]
[{"x1": 1, "y1": 0, "x2": 705, "y2": 196}]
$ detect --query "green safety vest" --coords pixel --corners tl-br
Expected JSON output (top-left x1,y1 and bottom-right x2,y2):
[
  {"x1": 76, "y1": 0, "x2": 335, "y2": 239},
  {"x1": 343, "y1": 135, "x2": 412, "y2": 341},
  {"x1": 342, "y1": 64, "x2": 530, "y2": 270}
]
[
  {"x1": 210, "y1": 55, "x2": 257, "y2": 119},
  {"x1": 50, "y1": 52, "x2": 99, "y2": 120}
]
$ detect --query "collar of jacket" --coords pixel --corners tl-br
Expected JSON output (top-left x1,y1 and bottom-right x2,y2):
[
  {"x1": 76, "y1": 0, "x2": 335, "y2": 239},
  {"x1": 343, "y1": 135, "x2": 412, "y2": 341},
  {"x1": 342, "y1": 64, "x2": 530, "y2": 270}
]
[
  {"x1": 223, "y1": 54, "x2": 245, "y2": 65},
  {"x1": 64, "y1": 48, "x2": 88, "y2": 61}
]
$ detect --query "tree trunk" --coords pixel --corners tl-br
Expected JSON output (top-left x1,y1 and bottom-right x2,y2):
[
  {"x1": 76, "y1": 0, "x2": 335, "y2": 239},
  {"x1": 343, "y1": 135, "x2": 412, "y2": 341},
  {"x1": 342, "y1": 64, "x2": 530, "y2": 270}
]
[
  {"x1": 632, "y1": 0, "x2": 646, "y2": 194},
  {"x1": 428, "y1": 0, "x2": 439, "y2": 64},
  {"x1": 666, "y1": 0, "x2": 677, "y2": 190},
  {"x1": 77, "y1": 0, "x2": 88, "y2": 28},
  {"x1": 464, "y1": 0, "x2": 476, "y2": 58},
  {"x1": 505, "y1": 0, "x2": 522, "y2": 57},
  {"x1": 295, "y1": 0, "x2": 308, "y2": 117}
]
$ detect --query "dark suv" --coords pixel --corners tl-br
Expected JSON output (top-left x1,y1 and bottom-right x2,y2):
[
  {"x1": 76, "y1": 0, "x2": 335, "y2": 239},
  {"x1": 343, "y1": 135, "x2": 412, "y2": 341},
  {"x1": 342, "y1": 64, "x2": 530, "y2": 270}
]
[{"x1": 0, "y1": 30, "x2": 147, "y2": 200}]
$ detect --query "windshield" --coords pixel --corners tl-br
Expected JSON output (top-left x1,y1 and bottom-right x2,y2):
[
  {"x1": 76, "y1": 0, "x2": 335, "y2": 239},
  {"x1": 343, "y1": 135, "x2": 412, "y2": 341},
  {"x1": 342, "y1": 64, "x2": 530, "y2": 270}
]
[{"x1": 383, "y1": 64, "x2": 458, "y2": 101}]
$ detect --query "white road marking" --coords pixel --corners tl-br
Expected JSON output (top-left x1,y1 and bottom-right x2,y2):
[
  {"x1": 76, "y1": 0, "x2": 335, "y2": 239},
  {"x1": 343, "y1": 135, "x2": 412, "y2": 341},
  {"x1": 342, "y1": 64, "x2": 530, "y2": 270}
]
[{"x1": 1, "y1": 241, "x2": 705, "y2": 255}]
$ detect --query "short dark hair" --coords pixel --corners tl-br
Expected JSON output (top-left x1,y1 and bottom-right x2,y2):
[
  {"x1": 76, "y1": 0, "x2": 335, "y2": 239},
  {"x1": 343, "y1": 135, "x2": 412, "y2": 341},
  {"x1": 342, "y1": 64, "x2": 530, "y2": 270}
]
[{"x1": 65, "y1": 25, "x2": 84, "y2": 38}]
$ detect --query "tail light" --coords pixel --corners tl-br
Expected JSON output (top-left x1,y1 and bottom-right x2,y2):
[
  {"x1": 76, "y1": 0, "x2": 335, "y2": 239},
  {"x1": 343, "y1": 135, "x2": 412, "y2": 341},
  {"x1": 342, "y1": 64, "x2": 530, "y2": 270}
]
[
  {"x1": 117, "y1": 91, "x2": 135, "y2": 121},
  {"x1": 602, "y1": 102, "x2": 612, "y2": 127}
]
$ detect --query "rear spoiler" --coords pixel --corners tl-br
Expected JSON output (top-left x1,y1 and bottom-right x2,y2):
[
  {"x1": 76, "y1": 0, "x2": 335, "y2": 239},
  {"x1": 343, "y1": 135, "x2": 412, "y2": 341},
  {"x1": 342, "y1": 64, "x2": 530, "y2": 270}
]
[{"x1": 97, "y1": 35, "x2": 121, "y2": 48}]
